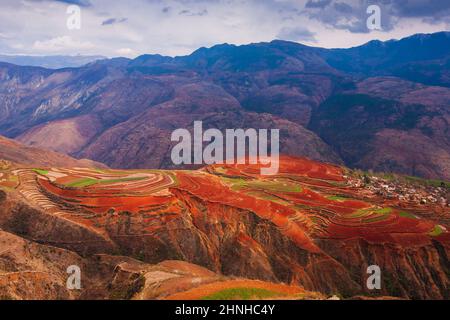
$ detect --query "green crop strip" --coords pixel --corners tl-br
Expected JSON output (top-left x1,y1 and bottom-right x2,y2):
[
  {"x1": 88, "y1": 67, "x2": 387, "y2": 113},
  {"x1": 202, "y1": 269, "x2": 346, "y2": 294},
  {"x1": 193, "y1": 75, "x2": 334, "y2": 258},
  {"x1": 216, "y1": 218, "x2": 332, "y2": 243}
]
[
  {"x1": 67, "y1": 176, "x2": 146, "y2": 188},
  {"x1": 429, "y1": 225, "x2": 444, "y2": 237},
  {"x1": 373, "y1": 207, "x2": 392, "y2": 214},
  {"x1": 327, "y1": 195, "x2": 349, "y2": 201},
  {"x1": 201, "y1": 288, "x2": 286, "y2": 300},
  {"x1": 399, "y1": 212, "x2": 417, "y2": 219},
  {"x1": 67, "y1": 178, "x2": 97, "y2": 187},
  {"x1": 349, "y1": 207, "x2": 392, "y2": 219},
  {"x1": 349, "y1": 209, "x2": 372, "y2": 218},
  {"x1": 404, "y1": 176, "x2": 450, "y2": 188},
  {"x1": 33, "y1": 169, "x2": 49, "y2": 175},
  {"x1": 221, "y1": 177, "x2": 302, "y2": 193}
]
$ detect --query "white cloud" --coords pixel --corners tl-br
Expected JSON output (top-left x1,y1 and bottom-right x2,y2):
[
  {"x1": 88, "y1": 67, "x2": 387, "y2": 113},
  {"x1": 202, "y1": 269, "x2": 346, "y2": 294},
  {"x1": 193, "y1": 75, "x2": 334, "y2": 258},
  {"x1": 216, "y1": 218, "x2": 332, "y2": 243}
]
[
  {"x1": 116, "y1": 47, "x2": 135, "y2": 57},
  {"x1": 32, "y1": 35, "x2": 95, "y2": 53},
  {"x1": 0, "y1": 32, "x2": 12, "y2": 39},
  {"x1": 0, "y1": 0, "x2": 447, "y2": 57}
]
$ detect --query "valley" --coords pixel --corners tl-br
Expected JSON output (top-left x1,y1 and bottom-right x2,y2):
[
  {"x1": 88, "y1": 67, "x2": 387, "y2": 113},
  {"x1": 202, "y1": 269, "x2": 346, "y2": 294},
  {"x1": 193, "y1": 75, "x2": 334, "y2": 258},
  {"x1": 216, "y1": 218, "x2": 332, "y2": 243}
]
[{"x1": 0, "y1": 32, "x2": 449, "y2": 179}]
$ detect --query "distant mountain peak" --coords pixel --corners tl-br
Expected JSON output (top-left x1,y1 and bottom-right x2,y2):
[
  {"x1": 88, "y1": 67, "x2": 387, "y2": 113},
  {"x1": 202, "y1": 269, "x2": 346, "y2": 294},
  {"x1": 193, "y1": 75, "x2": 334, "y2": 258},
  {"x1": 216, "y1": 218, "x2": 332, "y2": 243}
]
[{"x1": 0, "y1": 54, "x2": 106, "y2": 69}]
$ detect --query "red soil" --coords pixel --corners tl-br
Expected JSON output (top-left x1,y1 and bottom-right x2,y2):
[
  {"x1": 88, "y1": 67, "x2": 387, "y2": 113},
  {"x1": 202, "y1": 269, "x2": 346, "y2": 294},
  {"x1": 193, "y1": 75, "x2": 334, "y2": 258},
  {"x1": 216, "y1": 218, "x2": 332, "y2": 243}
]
[{"x1": 30, "y1": 156, "x2": 449, "y2": 250}]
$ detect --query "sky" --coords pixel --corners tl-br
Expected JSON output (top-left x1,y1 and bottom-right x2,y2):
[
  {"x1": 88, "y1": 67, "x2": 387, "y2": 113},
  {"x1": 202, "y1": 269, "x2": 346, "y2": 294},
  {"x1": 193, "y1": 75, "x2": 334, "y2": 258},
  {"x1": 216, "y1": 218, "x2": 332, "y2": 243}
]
[{"x1": 0, "y1": 0, "x2": 449, "y2": 58}]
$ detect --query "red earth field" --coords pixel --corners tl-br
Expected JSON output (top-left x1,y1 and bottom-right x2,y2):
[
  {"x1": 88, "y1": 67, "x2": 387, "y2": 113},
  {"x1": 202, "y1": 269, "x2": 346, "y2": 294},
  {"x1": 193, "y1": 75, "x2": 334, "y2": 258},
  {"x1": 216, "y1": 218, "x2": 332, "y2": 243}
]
[
  {"x1": 0, "y1": 156, "x2": 448, "y2": 299},
  {"x1": 14, "y1": 156, "x2": 447, "y2": 249}
]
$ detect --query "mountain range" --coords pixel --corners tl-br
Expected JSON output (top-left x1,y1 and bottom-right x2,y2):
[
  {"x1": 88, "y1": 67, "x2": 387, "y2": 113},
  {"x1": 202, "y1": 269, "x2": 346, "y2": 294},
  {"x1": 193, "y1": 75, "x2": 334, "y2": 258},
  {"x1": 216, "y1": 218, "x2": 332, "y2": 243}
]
[
  {"x1": 0, "y1": 32, "x2": 449, "y2": 180},
  {"x1": 0, "y1": 54, "x2": 106, "y2": 69}
]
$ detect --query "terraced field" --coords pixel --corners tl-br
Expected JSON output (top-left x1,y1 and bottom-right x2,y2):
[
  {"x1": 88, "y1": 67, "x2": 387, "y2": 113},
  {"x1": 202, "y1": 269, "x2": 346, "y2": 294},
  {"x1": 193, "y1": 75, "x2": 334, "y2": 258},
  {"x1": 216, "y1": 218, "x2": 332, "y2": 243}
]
[
  {"x1": 202, "y1": 158, "x2": 449, "y2": 247},
  {"x1": 3, "y1": 156, "x2": 449, "y2": 251},
  {"x1": 1, "y1": 156, "x2": 448, "y2": 299}
]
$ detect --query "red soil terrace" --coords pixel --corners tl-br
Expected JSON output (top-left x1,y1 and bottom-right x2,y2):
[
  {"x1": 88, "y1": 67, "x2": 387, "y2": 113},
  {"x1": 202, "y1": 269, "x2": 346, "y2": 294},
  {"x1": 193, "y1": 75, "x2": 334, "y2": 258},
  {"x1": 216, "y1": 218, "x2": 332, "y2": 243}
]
[{"x1": 13, "y1": 155, "x2": 445, "y2": 251}]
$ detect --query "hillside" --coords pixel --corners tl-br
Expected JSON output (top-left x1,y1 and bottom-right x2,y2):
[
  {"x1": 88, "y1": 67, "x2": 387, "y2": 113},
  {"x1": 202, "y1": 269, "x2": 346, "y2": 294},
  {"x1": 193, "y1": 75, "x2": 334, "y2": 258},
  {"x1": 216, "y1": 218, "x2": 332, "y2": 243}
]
[
  {"x1": 0, "y1": 156, "x2": 448, "y2": 299},
  {"x1": 0, "y1": 32, "x2": 449, "y2": 179},
  {"x1": 0, "y1": 135, "x2": 105, "y2": 168},
  {"x1": 0, "y1": 228, "x2": 324, "y2": 300}
]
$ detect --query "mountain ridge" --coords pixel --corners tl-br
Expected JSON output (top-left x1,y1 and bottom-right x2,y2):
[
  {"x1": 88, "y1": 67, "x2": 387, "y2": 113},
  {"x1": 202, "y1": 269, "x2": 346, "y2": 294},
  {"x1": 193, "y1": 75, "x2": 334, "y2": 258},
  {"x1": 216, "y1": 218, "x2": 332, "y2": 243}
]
[
  {"x1": 0, "y1": 54, "x2": 107, "y2": 69},
  {"x1": 0, "y1": 31, "x2": 449, "y2": 179},
  {"x1": 0, "y1": 135, "x2": 105, "y2": 168}
]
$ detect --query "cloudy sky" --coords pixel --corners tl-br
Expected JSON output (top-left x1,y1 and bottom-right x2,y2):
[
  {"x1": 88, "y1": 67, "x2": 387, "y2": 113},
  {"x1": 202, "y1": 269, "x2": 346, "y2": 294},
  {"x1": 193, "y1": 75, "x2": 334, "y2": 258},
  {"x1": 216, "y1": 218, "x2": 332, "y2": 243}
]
[{"x1": 0, "y1": 0, "x2": 449, "y2": 58}]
